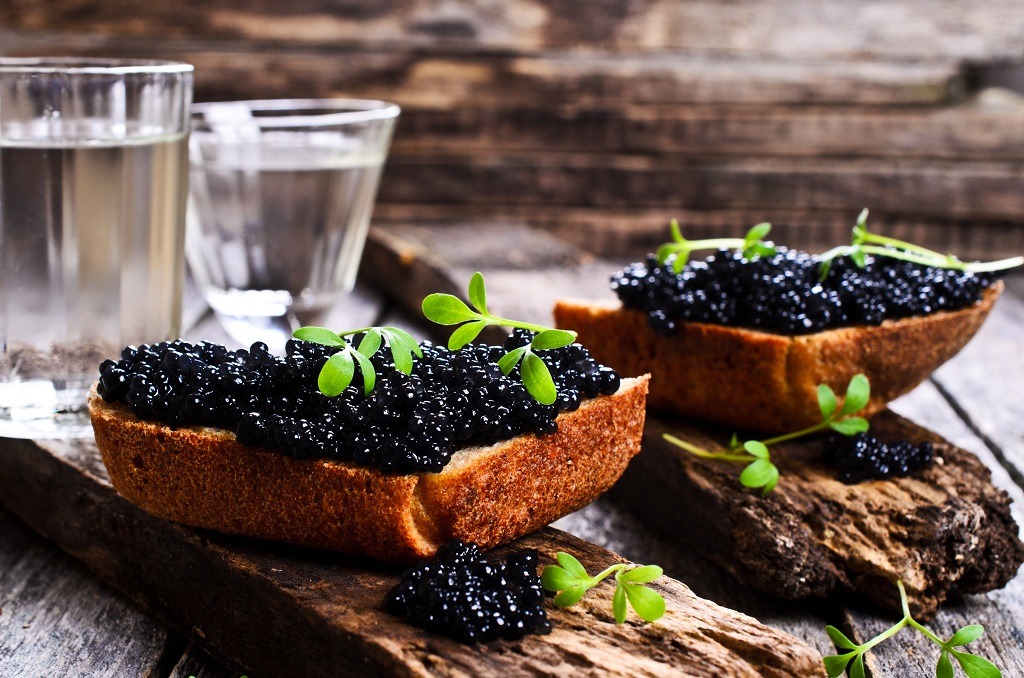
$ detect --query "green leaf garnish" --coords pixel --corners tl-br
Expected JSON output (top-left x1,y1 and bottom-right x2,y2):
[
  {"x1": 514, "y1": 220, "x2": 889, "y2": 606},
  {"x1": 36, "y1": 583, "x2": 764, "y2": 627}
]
[
  {"x1": 663, "y1": 374, "x2": 872, "y2": 495},
  {"x1": 542, "y1": 552, "x2": 667, "y2": 625},
  {"x1": 822, "y1": 581, "x2": 1002, "y2": 678},
  {"x1": 422, "y1": 272, "x2": 579, "y2": 404},
  {"x1": 294, "y1": 325, "x2": 423, "y2": 396},
  {"x1": 657, "y1": 219, "x2": 777, "y2": 273},
  {"x1": 818, "y1": 208, "x2": 1023, "y2": 280}
]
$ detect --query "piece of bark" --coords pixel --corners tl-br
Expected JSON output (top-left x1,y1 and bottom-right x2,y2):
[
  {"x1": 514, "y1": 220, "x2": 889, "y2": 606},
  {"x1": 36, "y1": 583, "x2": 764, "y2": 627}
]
[
  {"x1": 613, "y1": 411, "x2": 1024, "y2": 619},
  {"x1": 0, "y1": 437, "x2": 825, "y2": 678}
]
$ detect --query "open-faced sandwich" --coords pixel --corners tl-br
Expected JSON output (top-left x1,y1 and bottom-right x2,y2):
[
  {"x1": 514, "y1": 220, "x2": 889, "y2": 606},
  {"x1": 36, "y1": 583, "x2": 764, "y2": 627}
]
[{"x1": 89, "y1": 274, "x2": 649, "y2": 562}]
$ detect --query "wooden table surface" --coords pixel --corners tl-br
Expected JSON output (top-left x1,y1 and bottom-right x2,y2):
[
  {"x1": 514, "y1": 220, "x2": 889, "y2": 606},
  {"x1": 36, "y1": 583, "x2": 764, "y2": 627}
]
[{"x1": 1, "y1": 226, "x2": 1023, "y2": 677}]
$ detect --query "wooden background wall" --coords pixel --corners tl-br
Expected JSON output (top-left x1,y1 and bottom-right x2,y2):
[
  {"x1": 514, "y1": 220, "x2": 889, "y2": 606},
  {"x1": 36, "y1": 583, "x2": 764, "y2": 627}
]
[{"x1": 3, "y1": 0, "x2": 1024, "y2": 260}]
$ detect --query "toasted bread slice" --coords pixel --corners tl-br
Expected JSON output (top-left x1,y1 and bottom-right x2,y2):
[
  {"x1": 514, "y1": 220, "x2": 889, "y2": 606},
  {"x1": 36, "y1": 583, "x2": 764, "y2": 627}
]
[
  {"x1": 89, "y1": 375, "x2": 649, "y2": 562},
  {"x1": 554, "y1": 283, "x2": 1001, "y2": 434}
]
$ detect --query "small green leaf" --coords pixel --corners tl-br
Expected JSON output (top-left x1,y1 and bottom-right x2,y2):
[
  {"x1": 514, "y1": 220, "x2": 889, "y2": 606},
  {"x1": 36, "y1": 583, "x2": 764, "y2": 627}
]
[
  {"x1": 421, "y1": 293, "x2": 479, "y2": 325},
  {"x1": 740, "y1": 459, "x2": 776, "y2": 489},
  {"x1": 743, "y1": 440, "x2": 770, "y2": 460},
  {"x1": 825, "y1": 625, "x2": 858, "y2": 651},
  {"x1": 389, "y1": 343, "x2": 415, "y2": 375},
  {"x1": 953, "y1": 651, "x2": 1002, "y2": 678},
  {"x1": 656, "y1": 243, "x2": 676, "y2": 265},
  {"x1": 293, "y1": 326, "x2": 346, "y2": 347},
  {"x1": 555, "y1": 552, "x2": 589, "y2": 579},
  {"x1": 622, "y1": 583, "x2": 666, "y2": 622},
  {"x1": 541, "y1": 565, "x2": 578, "y2": 592},
  {"x1": 728, "y1": 432, "x2": 740, "y2": 448},
  {"x1": 745, "y1": 222, "x2": 772, "y2": 245},
  {"x1": 356, "y1": 329, "x2": 382, "y2": 358},
  {"x1": 554, "y1": 584, "x2": 586, "y2": 608},
  {"x1": 448, "y1": 319, "x2": 488, "y2": 350},
  {"x1": 468, "y1": 271, "x2": 488, "y2": 314},
  {"x1": 612, "y1": 585, "x2": 628, "y2": 624},
  {"x1": 351, "y1": 349, "x2": 377, "y2": 395},
  {"x1": 531, "y1": 329, "x2": 577, "y2": 351},
  {"x1": 823, "y1": 653, "x2": 856, "y2": 678},
  {"x1": 850, "y1": 653, "x2": 866, "y2": 678},
  {"x1": 840, "y1": 374, "x2": 871, "y2": 415},
  {"x1": 669, "y1": 218, "x2": 685, "y2": 243},
  {"x1": 619, "y1": 565, "x2": 663, "y2": 584},
  {"x1": 829, "y1": 417, "x2": 870, "y2": 436},
  {"x1": 497, "y1": 346, "x2": 528, "y2": 375},
  {"x1": 947, "y1": 625, "x2": 985, "y2": 648},
  {"x1": 521, "y1": 352, "x2": 557, "y2": 405},
  {"x1": 936, "y1": 652, "x2": 955, "y2": 678},
  {"x1": 382, "y1": 327, "x2": 423, "y2": 358},
  {"x1": 318, "y1": 352, "x2": 354, "y2": 397},
  {"x1": 818, "y1": 383, "x2": 838, "y2": 419}
]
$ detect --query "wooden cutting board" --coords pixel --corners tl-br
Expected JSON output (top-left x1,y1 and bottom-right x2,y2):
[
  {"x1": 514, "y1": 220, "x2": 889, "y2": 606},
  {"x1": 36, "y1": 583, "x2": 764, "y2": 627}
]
[{"x1": 0, "y1": 432, "x2": 823, "y2": 677}]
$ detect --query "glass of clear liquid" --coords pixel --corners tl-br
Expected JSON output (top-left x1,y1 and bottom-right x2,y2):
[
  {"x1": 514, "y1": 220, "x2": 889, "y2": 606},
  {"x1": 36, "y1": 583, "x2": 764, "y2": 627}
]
[
  {"x1": 0, "y1": 58, "x2": 193, "y2": 438},
  {"x1": 187, "y1": 99, "x2": 400, "y2": 353}
]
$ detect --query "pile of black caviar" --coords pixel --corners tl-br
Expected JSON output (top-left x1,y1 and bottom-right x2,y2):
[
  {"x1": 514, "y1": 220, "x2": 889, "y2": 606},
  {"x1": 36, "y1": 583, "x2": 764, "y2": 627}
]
[
  {"x1": 384, "y1": 539, "x2": 551, "y2": 643},
  {"x1": 611, "y1": 248, "x2": 995, "y2": 335},
  {"x1": 826, "y1": 432, "x2": 935, "y2": 484},
  {"x1": 96, "y1": 329, "x2": 621, "y2": 474}
]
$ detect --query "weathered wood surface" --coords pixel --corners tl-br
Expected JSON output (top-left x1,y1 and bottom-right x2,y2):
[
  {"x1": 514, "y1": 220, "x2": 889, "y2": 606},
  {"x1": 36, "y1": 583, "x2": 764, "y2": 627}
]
[
  {"x1": 0, "y1": 507, "x2": 177, "y2": 677},
  {"x1": 3, "y1": 0, "x2": 1023, "y2": 63},
  {"x1": 0, "y1": 437, "x2": 825, "y2": 678},
  {"x1": 376, "y1": 152, "x2": 1024, "y2": 220},
  {"x1": 372, "y1": 204, "x2": 1024, "y2": 264}
]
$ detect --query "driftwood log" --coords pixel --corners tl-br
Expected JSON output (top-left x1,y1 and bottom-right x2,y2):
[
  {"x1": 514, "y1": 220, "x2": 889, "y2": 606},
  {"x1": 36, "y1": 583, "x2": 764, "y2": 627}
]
[
  {"x1": 0, "y1": 437, "x2": 824, "y2": 678},
  {"x1": 617, "y1": 412, "x2": 1024, "y2": 619}
]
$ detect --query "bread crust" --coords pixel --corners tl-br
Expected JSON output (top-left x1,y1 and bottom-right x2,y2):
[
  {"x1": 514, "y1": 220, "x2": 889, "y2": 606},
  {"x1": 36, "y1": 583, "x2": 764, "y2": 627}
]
[
  {"x1": 89, "y1": 375, "x2": 649, "y2": 562},
  {"x1": 554, "y1": 283, "x2": 1001, "y2": 434}
]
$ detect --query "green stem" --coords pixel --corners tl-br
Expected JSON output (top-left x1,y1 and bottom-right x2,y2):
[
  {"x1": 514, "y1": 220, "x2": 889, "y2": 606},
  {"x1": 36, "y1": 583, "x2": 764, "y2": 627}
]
[
  {"x1": 587, "y1": 563, "x2": 627, "y2": 589},
  {"x1": 663, "y1": 433, "x2": 754, "y2": 463},
  {"x1": 678, "y1": 237, "x2": 747, "y2": 252},
  {"x1": 859, "y1": 617, "x2": 910, "y2": 652},
  {"x1": 742, "y1": 420, "x2": 831, "y2": 451},
  {"x1": 859, "y1": 232, "x2": 949, "y2": 260},
  {"x1": 479, "y1": 315, "x2": 572, "y2": 336}
]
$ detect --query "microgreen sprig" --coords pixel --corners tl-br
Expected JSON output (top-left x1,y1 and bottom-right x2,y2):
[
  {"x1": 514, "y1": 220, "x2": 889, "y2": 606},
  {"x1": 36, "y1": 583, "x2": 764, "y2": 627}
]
[
  {"x1": 663, "y1": 374, "x2": 871, "y2": 495},
  {"x1": 292, "y1": 326, "x2": 422, "y2": 396},
  {"x1": 656, "y1": 219, "x2": 777, "y2": 273},
  {"x1": 824, "y1": 581, "x2": 1002, "y2": 678},
  {"x1": 541, "y1": 552, "x2": 666, "y2": 624},
  {"x1": 818, "y1": 209, "x2": 1024, "y2": 281},
  {"x1": 422, "y1": 272, "x2": 578, "y2": 405}
]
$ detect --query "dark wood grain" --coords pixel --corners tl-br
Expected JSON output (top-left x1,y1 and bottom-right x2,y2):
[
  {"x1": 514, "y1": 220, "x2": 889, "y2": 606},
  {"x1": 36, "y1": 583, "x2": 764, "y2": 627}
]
[
  {"x1": 0, "y1": 439, "x2": 824, "y2": 678},
  {"x1": 3, "y1": 0, "x2": 1022, "y2": 63},
  {"x1": 0, "y1": 508, "x2": 176, "y2": 677}
]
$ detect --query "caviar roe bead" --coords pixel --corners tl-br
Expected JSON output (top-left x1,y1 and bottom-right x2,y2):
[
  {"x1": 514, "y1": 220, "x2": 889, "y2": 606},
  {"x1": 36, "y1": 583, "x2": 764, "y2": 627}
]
[
  {"x1": 611, "y1": 248, "x2": 995, "y2": 336},
  {"x1": 96, "y1": 333, "x2": 619, "y2": 475},
  {"x1": 825, "y1": 432, "x2": 935, "y2": 484},
  {"x1": 384, "y1": 539, "x2": 551, "y2": 643}
]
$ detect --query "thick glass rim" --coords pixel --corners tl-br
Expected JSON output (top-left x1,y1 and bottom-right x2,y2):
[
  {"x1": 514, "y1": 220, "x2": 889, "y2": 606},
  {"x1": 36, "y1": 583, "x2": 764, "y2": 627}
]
[
  {"x1": 0, "y1": 57, "x2": 193, "y2": 75},
  {"x1": 192, "y1": 99, "x2": 401, "y2": 129}
]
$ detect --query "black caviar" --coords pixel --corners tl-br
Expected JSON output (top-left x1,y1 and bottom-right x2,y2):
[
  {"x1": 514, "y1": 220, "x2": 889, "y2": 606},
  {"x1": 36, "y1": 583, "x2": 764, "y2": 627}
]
[
  {"x1": 384, "y1": 539, "x2": 551, "y2": 643},
  {"x1": 96, "y1": 329, "x2": 620, "y2": 474},
  {"x1": 826, "y1": 432, "x2": 935, "y2": 484},
  {"x1": 611, "y1": 248, "x2": 995, "y2": 335}
]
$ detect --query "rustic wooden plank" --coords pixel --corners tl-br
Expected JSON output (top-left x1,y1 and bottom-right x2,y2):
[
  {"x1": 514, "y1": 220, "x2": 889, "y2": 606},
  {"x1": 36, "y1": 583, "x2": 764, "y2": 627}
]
[
  {"x1": 928, "y1": 275, "x2": 1024, "y2": 486},
  {"x1": 0, "y1": 507, "x2": 176, "y2": 676},
  {"x1": 169, "y1": 643, "x2": 240, "y2": 678},
  {"x1": 376, "y1": 151, "x2": 1024, "y2": 221},
  {"x1": 0, "y1": 439, "x2": 825, "y2": 678},
  {"x1": 391, "y1": 92, "x2": 1024, "y2": 161},
  {"x1": 1, "y1": 38, "x2": 963, "y2": 107},
  {"x1": 372, "y1": 204, "x2": 1024, "y2": 269},
  {"x1": 3, "y1": 0, "x2": 1023, "y2": 63}
]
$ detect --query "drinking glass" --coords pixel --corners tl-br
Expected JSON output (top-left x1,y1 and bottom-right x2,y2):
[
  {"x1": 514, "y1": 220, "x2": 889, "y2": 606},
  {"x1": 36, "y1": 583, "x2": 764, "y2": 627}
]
[
  {"x1": 186, "y1": 99, "x2": 400, "y2": 353},
  {"x1": 0, "y1": 57, "x2": 193, "y2": 438}
]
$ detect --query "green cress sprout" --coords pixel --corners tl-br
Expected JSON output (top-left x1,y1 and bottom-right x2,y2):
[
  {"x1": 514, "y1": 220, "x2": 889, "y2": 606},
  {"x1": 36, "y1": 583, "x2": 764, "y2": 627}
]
[
  {"x1": 663, "y1": 374, "x2": 872, "y2": 495},
  {"x1": 292, "y1": 326, "x2": 422, "y2": 396},
  {"x1": 541, "y1": 552, "x2": 666, "y2": 624},
  {"x1": 824, "y1": 581, "x2": 1002, "y2": 678},
  {"x1": 818, "y1": 209, "x2": 1024, "y2": 281},
  {"x1": 422, "y1": 272, "x2": 578, "y2": 406},
  {"x1": 657, "y1": 219, "x2": 777, "y2": 273}
]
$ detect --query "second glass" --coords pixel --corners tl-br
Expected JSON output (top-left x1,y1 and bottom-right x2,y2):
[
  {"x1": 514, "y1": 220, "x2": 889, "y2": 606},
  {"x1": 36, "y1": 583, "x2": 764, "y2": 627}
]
[{"x1": 187, "y1": 99, "x2": 400, "y2": 353}]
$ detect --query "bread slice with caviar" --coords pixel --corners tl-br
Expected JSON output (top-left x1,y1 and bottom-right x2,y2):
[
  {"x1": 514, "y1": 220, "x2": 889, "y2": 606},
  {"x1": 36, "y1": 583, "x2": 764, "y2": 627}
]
[
  {"x1": 554, "y1": 283, "x2": 1000, "y2": 435},
  {"x1": 89, "y1": 371, "x2": 649, "y2": 563}
]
